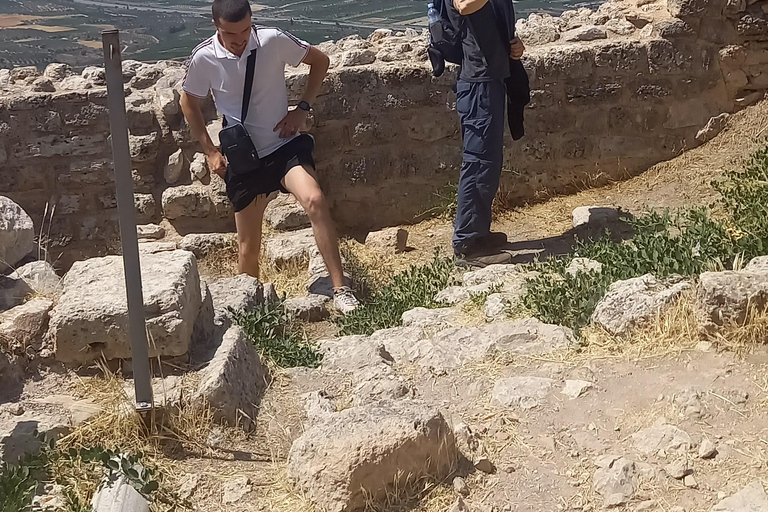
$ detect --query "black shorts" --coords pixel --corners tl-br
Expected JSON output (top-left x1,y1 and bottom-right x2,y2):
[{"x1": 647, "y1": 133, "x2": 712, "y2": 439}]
[{"x1": 224, "y1": 134, "x2": 315, "y2": 213}]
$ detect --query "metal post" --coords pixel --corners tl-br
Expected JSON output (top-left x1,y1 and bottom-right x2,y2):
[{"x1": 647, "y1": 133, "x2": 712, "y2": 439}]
[{"x1": 102, "y1": 30, "x2": 153, "y2": 412}]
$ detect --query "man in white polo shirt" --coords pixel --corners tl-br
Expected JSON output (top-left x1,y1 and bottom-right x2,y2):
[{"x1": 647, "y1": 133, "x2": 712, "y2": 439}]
[{"x1": 180, "y1": 0, "x2": 359, "y2": 314}]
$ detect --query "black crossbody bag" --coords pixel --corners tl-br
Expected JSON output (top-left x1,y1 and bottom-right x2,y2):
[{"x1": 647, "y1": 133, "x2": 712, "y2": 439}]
[{"x1": 219, "y1": 48, "x2": 261, "y2": 176}]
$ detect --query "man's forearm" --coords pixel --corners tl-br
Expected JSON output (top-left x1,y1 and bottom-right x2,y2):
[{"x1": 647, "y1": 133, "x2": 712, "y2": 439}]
[
  {"x1": 181, "y1": 96, "x2": 218, "y2": 155},
  {"x1": 300, "y1": 60, "x2": 329, "y2": 106}
]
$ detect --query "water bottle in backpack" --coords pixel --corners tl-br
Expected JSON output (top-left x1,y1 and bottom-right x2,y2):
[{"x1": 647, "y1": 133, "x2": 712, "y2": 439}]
[{"x1": 427, "y1": 3, "x2": 440, "y2": 25}]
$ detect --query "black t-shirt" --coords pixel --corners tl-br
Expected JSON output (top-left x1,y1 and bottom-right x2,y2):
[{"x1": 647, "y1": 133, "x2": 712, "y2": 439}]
[{"x1": 446, "y1": 0, "x2": 512, "y2": 82}]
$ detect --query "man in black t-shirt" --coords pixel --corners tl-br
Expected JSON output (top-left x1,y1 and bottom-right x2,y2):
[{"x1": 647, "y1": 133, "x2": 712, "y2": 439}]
[{"x1": 446, "y1": 0, "x2": 524, "y2": 267}]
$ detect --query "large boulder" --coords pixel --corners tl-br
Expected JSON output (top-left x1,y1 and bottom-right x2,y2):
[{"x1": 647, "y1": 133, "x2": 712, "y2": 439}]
[
  {"x1": 592, "y1": 275, "x2": 690, "y2": 335},
  {"x1": 697, "y1": 268, "x2": 768, "y2": 325},
  {"x1": 287, "y1": 400, "x2": 457, "y2": 512},
  {"x1": 48, "y1": 251, "x2": 202, "y2": 363},
  {"x1": 193, "y1": 325, "x2": 269, "y2": 429},
  {"x1": 0, "y1": 196, "x2": 35, "y2": 274},
  {"x1": 365, "y1": 227, "x2": 409, "y2": 254}
]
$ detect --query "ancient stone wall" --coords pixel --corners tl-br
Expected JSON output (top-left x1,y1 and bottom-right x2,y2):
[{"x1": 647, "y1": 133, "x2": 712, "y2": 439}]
[{"x1": 0, "y1": 0, "x2": 766, "y2": 267}]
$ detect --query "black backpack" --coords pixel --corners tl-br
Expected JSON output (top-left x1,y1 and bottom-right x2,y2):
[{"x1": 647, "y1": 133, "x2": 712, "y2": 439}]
[{"x1": 428, "y1": 0, "x2": 464, "y2": 77}]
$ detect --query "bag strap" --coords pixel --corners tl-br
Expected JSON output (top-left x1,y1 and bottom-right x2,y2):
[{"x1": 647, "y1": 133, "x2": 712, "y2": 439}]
[{"x1": 240, "y1": 48, "x2": 258, "y2": 123}]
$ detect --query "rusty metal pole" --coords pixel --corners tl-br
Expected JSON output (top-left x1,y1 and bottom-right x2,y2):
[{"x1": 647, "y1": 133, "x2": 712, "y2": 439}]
[{"x1": 102, "y1": 30, "x2": 153, "y2": 413}]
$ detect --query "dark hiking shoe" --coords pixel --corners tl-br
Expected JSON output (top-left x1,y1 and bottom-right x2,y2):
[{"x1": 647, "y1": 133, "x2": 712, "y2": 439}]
[
  {"x1": 479, "y1": 231, "x2": 508, "y2": 249},
  {"x1": 455, "y1": 250, "x2": 512, "y2": 268}
]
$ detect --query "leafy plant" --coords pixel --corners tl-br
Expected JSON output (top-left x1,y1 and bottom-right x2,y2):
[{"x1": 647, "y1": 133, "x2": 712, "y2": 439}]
[
  {"x1": 337, "y1": 252, "x2": 459, "y2": 335},
  {"x1": 0, "y1": 432, "x2": 52, "y2": 512},
  {"x1": 523, "y1": 144, "x2": 768, "y2": 333},
  {"x1": 230, "y1": 300, "x2": 322, "y2": 368}
]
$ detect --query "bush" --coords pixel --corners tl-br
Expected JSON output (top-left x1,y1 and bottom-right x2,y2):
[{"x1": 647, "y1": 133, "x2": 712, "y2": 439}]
[
  {"x1": 336, "y1": 252, "x2": 459, "y2": 336},
  {"x1": 524, "y1": 145, "x2": 768, "y2": 333},
  {"x1": 230, "y1": 300, "x2": 323, "y2": 368}
]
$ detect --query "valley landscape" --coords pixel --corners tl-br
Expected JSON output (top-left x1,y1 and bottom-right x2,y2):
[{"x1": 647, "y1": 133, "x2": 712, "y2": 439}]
[{"x1": 0, "y1": 0, "x2": 599, "y2": 69}]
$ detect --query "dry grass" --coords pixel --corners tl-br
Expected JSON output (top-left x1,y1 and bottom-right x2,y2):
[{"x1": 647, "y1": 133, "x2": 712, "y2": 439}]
[{"x1": 56, "y1": 364, "x2": 217, "y2": 508}]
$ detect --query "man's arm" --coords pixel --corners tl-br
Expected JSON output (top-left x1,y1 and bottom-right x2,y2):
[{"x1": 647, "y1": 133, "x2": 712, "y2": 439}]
[
  {"x1": 180, "y1": 92, "x2": 227, "y2": 177},
  {"x1": 274, "y1": 46, "x2": 330, "y2": 139},
  {"x1": 454, "y1": 0, "x2": 489, "y2": 15}
]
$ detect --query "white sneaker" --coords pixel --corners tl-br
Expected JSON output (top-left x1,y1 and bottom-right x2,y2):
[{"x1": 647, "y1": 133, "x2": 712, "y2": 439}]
[{"x1": 333, "y1": 286, "x2": 359, "y2": 315}]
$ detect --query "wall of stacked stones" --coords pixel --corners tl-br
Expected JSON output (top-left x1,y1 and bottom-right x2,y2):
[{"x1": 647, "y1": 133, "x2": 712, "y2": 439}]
[{"x1": 0, "y1": 0, "x2": 766, "y2": 268}]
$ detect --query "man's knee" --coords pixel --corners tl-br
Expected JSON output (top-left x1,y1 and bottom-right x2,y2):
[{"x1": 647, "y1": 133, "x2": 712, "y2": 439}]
[{"x1": 302, "y1": 190, "x2": 327, "y2": 219}]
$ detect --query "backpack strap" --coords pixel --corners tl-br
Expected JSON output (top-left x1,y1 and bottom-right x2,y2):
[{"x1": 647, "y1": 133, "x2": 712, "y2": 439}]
[{"x1": 240, "y1": 48, "x2": 258, "y2": 123}]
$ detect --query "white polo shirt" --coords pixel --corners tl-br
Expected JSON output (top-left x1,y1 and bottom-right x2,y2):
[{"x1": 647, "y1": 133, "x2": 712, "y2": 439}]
[{"x1": 183, "y1": 26, "x2": 310, "y2": 157}]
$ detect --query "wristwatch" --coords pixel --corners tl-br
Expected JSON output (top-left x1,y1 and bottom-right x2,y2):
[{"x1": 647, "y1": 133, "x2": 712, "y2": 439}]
[{"x1": 297, "y1": 100, "x2": 312, "y2": 112}]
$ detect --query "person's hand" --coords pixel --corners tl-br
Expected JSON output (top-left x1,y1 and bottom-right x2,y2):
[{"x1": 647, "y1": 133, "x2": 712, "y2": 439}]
[
  {"x1": 510, "y1": 37, "x2": 525, "y2": 60},
  {"x1": 274, "y1": 108, "x2": 308, "y2": 139},
  {"x1": 206, "y1": 150, "x2": 227, "y2": 178}
]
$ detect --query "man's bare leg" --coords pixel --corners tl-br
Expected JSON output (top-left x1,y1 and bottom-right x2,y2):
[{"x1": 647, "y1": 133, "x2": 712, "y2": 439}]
[
  {"x1": 234, "y1": 194, "x2": 272, "y2": 278},
  {"x1": 281, "y1": 164, "x2": 345, "y2": 288}
]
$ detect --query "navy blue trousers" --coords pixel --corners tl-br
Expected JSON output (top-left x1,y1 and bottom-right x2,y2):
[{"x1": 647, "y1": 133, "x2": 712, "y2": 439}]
[{"x1": 452, "y1": 79, "x2": 506, "y2": 254}]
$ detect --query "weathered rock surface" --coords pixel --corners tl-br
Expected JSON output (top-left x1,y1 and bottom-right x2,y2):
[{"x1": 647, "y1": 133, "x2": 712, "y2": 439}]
[
  {"x1": 385, "y1": 318, "x2": 574, "y2": 371},
  {"x1": 401, "y1": 307, "x2": 460, "y2": 330},
  {"x1": 0, "y1": 196, "x2": 35, "y2": 274},
  {"x1": 365, "y1": 227, "x2": 409, "y2": 253},
  {"x1": 287, "y1": 400, "x2": 457, "y2": 512},
  {"x1": 178, "y1": 232, "x2": 236, "y2": 259},
  {"x1": 9, "y1": 261, "x2": 60, "y2": 297},
  {"x1": 91, "y1": 475, "x2": 150, "y2": 512},
  {"x1": 0, "y1": 297, "x2": 53, "y2": 351},
  {"x1": 491, "y1": 376, "x2": 554, "y2": 409},
  {"x1": 0, "y1": 275, "x2": 33, "y2": 312},
  {"x1": 712, "y1": 481, "x2": 768, "y2": 511},
  {"x1": 592, "y1": 275, "x2": 689, "y2": 335},
  {"x1": 632, "y1": 424, "x2": 691, "y2": 455},
  {"x1": 284, "y1": 294, "x2": 330, "y2": 322},
  {"x1": 264, "y1": 194, "x2": 310, "y2": 231},
  {"x1": 48, "y1": 251, "x2": 201, "y2": 363},
  {"x1": 562, "y1": 379, "x2": 593, "y2": 399},
  {"x1": 265, "y1": 228, "x2": 317, "y2": 268},
  {"x1": 593, "y1": 456, "x2": 638, "y2": 507},
  {"x1": 136, "y1": 224, "x2": 165, "y2": 240},
  {"x1": 207, "y1": 274, "x2": 264, "y2": 326},
  {"x1": 194, "y1": 325, "x2": 268, "y2": 429},
  {"x1": 698, "y1": 269, "x2": 768, "y2": 325}
]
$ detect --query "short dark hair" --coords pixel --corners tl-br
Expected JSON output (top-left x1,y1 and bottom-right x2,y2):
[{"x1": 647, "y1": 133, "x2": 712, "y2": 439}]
[{"x1": 212, "y1": 0, "x2": 252, "y2": 23}]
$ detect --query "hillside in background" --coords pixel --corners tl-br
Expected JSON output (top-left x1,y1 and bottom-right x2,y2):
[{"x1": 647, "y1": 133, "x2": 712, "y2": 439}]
[{"x1": 0, "y1": 0, "x2": 600, "y2": 69}]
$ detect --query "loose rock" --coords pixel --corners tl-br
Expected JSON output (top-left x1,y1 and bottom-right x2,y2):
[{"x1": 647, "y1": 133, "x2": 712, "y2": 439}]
[
  {"x1": 632, "y1": 424, "x2": 691, "y2": 455},
  {"x1": 562, "y1": 380, "x2": 593, "y2": 399},
  {"x1": 164, "y1": 148, "x2": 186, "y2": 184},
  {"x1": 194, "y1": 325, "x2": 269, "y2": 429},
  {"x1": 593, "y1": 456, "x2": 638, "y2": 507},
  {"x1": 365, "y1": 227, "x2": 409, "y2": 253},
  {"x1": 265, "y1": 228, "x2": 317, "y2": 268},
  {"x1": 91, "y1": 476, "x2": 150, "y2": 512},
  {"x1": 699, "y1": 439, "x2": 717, "y2": 459},
  {"x1": 287, "y1": 400, "x2": 457, "y2": 512},
  {"x1": 453, "y1": 476, "x2": 470, "y2": 496},
  {"x1": 0, "y1": 297, "x2": 53, "y2": 352},
  {"x1": 190, "y1": 152, "x2": 209, "y2": 180},
  {"x1": 9, "y1": 261, "x2": 60, "y2": 296}
]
